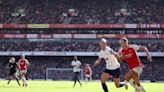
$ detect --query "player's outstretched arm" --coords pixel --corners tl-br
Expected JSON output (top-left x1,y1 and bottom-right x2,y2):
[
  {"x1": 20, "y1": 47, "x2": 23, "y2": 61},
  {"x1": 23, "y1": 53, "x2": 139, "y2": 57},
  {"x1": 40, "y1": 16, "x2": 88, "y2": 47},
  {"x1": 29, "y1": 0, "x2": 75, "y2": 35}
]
[
  {"x1": 140, "y1": 46, "x2": 153, "y2": 62},
  {"x1": 110, "y1": 49, "x2": 120, "y2": 58},
  {"x1": 110, "y1": 50, "x2": 123, "y2": 63},
  {"x1": 94, "y1": 58, "x2": 101, "y2": 67},
  {"x1": 26, "y1": 59, "x2": 30, "y2": 66}
]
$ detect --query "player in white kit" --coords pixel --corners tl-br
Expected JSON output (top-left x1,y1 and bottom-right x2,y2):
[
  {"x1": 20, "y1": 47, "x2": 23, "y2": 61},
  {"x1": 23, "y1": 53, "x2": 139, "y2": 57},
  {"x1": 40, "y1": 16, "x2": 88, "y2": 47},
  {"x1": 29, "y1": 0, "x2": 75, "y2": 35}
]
[
  {"x1": 94, "y1": 38, "x2": 128, "y2": 92},
  {"x1": 71, "y1": 56, "x2": 82, "y2": 87}
]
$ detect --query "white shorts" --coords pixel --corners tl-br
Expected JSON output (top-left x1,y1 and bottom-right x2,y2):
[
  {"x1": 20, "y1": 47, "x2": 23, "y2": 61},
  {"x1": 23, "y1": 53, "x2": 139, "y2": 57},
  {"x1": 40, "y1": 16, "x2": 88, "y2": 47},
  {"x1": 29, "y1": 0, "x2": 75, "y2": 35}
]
[
  {"x1": 20, "y1": 70, "x2": 27, "y2": 74},
  {"x1": 132, "y1": 66, "x2": 143, "y2": 76},
  {"x1": 85, "y1": 74, "x2": 92, "y2": 78}
]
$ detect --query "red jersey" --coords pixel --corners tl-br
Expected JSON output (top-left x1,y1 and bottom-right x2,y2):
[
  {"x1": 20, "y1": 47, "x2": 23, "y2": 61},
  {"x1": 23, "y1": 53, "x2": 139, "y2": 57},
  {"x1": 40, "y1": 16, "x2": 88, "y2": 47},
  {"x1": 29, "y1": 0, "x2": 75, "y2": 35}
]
[
  {"x1": 18, "y1": 59, "x2": 28, "y2": 70},
  {"x1": 120, "y1": 44, "x2": 143, "y2": 69},
  {"x1": 85, "y1": 67, "x2": 92, "y2": 75}
]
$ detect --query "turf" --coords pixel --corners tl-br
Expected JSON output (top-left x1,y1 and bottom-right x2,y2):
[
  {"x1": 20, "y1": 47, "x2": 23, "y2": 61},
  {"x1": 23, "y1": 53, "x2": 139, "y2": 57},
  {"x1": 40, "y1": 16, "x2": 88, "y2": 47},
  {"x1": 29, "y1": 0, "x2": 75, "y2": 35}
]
[{"x1": 0, "y1": 80, "x2": 163, "y2": 92}]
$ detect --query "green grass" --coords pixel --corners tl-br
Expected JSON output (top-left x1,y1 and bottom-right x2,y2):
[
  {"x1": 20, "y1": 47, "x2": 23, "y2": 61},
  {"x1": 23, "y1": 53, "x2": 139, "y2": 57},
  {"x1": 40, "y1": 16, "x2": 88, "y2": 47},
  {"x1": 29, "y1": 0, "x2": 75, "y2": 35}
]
[{"x1": 0, "y1": 80, "x2": 163, "y2": 92}]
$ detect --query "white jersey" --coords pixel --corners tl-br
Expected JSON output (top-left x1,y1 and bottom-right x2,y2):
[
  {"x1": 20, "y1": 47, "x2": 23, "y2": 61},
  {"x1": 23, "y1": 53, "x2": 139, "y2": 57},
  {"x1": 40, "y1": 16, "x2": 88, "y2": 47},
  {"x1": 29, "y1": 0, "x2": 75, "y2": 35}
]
[
  {"x1": 99, "y1": 46, "x2": 120, "y2": 70},
  {"x1": 71, "y1": 60, "x2": 81, "y2": 72}
]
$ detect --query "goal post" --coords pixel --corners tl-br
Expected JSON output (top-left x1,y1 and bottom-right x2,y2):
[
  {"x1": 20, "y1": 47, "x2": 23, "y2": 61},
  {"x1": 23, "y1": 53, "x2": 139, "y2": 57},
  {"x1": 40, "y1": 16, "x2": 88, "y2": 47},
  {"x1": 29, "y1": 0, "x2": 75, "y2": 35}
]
[{"x1": 46, "y1": 68, "x2": 84, "y2": 81}]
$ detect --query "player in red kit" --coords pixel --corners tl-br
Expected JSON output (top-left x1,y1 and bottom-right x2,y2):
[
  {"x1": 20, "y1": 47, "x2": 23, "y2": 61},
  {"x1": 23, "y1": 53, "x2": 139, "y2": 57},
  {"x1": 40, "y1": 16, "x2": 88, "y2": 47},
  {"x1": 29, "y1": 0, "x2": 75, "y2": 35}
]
[
  {"x1": 119, "y1": 37, "x2": 152, "y2": 92},
  {"x1": 18, "y1": 54, "x2": 30, "y2": 87},
  {"x1": 85, "y1": 64, "x2": 92, "y2": 84}
]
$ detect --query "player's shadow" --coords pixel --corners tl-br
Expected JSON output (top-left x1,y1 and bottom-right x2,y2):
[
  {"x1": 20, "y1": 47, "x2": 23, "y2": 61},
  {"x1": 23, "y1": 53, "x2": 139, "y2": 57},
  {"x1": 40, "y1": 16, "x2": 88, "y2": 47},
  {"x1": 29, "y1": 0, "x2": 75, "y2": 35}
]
[
  {"x1": 53, "y1": 86, "x2": 72, "y2": 88},
  {"x1": 0, "y1": 85, "x2": 20, "y2": 88}
]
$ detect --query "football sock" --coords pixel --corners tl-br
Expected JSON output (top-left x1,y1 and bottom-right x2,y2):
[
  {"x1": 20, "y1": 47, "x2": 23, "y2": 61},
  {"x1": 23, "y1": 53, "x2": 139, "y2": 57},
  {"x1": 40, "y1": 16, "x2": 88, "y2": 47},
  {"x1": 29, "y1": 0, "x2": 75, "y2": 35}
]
[{"x1": 102, "y1": 83, "x2": 108, "y2": 92}]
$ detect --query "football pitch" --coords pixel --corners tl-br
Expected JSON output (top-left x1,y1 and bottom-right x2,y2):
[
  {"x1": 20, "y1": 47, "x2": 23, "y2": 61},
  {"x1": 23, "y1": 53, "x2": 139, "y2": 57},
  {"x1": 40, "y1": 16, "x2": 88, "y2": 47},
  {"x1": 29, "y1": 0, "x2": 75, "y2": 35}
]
[{"x1": 0, "y1": 80, "x2": 163, "y2": 92}]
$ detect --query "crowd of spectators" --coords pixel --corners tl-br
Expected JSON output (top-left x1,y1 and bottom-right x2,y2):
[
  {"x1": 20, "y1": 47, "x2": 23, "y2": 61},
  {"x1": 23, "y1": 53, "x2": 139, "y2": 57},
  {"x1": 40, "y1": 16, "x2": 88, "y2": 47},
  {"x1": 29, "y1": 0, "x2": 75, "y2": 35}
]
[
  {"x1": 0, "y1": 39, "x2": 163, "y2": 52},
  {"x1": 0, "y1": 29, "x2": 163, "y2": 34},
  {"x1": 0, "y1": 0, "x2": 164, "y2": 24}
]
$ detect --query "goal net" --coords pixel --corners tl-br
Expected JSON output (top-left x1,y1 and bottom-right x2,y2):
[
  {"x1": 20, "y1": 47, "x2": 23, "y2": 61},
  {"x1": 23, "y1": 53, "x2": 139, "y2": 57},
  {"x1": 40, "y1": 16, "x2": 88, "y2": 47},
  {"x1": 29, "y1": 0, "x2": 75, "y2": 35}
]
[{"x1": 46, "y1": 68, "x2": 84, "y2": 80}]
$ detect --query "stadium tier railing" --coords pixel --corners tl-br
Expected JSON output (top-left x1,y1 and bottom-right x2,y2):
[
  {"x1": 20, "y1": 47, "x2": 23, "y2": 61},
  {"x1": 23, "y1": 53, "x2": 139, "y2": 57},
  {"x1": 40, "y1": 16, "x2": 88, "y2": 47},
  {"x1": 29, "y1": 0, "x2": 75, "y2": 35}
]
[
  {"x1": 0, "y1": 51, "x2": 163, "y2": 57},
  {"x1": 0, "y1": 34, "x2": 163, "y2": 39},
  {"x1": 0, "y1": 24, "x2": 164, "y2": 28}
]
